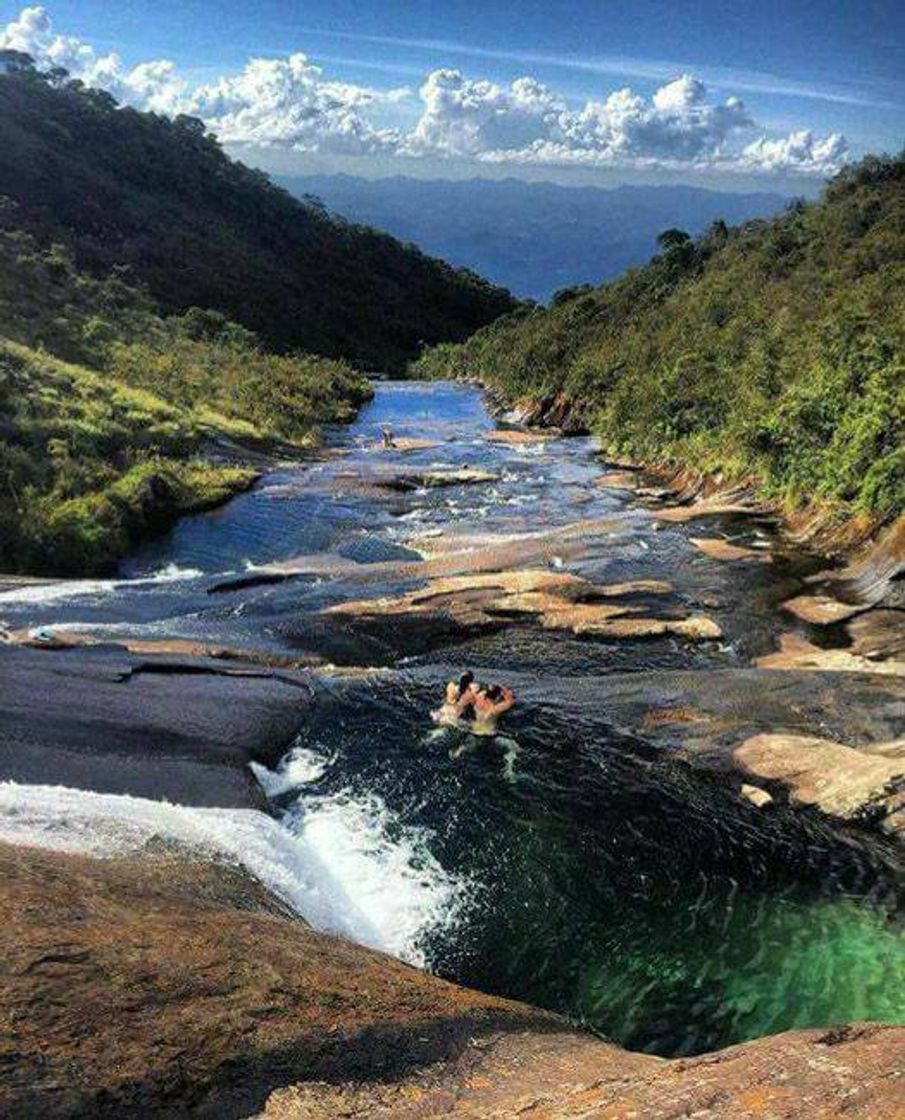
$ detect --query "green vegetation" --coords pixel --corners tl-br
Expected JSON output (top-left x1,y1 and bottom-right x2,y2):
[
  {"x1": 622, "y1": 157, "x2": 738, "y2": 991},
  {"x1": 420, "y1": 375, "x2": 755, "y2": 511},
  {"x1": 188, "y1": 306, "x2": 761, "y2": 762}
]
[
  {"x1": 0, "y1": 339, "x2": 260, "y2": 573},
  {"x1": 415, "y1": 154, "x2": 905, "y2": 523},
  {"x1": 2, "y1": 57, "x2": 512, "y2": 574},
  {"x1": 0, "y1": 63, "x2": 514, "y2": 371},
  {"x1": 0, "y1": 231, "x2": 372, "y2": 575}
]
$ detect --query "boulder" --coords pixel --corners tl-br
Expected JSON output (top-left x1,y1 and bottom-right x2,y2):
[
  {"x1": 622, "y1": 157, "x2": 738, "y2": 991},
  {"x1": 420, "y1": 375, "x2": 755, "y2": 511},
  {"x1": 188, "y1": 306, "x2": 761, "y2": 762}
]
[
  {"x1": 740, "y1": 782, "x2": 774, "y2": 808},
  {"x1": 734, "y1": 732, "x2": 905, "y2": 832},
  {"x1": 5, "y1": 843, "x2": 904, "y2": 1120}
]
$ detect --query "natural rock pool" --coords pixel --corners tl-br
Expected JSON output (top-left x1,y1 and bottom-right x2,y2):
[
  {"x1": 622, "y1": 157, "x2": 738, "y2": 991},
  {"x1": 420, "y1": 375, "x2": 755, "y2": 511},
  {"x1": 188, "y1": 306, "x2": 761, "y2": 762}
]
[{"x1": 1, "y1": 381, "x2": 902, "y2": 1057}]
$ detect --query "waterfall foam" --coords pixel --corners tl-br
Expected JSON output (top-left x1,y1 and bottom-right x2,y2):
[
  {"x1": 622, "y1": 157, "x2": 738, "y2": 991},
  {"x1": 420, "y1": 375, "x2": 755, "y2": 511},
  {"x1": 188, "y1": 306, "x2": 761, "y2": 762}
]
[
  {"x1": 0, "y1": 779, "x2": 462, "y2": 965},
  {"x1": 0, "y1": 564, "x2": 204, "y2": 605}
]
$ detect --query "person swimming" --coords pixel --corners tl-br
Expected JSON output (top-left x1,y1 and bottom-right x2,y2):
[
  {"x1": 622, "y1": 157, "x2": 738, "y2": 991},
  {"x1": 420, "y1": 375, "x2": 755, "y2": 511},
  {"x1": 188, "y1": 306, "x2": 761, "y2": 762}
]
[
  {"x1": 470, "y1": 683, "x2": 516, "y2": 736},
  {"x1": 431, "y1": 670, "x2": 475, "y2": 728},
  {"x1": 432, "y1": 675, "x2": 519, "y2": 777}
]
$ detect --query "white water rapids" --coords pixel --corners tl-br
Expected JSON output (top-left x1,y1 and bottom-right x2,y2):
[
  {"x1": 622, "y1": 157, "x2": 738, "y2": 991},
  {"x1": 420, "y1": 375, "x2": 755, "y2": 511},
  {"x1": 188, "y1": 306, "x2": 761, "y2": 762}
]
[{"x1": 0, "y1": 765, "x2": 464, "y2": 966}]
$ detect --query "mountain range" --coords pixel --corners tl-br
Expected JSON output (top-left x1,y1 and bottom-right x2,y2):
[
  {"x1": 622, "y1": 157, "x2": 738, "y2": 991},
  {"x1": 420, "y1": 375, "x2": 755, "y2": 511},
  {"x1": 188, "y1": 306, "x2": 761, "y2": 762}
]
[{"x1": 279, "y1": 174, "x2": 791, "y2": 301}]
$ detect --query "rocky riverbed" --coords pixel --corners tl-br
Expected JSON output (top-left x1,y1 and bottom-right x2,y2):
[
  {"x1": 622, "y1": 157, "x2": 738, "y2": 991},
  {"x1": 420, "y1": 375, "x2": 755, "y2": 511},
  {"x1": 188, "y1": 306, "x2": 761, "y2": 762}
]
[{"x1": 0, "y1": 380, "x2": 902, "y2": 1116}]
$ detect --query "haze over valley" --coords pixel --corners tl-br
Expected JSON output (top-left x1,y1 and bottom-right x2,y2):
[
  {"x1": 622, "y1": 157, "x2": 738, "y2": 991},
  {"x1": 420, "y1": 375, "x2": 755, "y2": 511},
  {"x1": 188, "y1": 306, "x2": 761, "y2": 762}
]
[{"x1": 281, "y1": 174, "x2": 790, "y2": 300}]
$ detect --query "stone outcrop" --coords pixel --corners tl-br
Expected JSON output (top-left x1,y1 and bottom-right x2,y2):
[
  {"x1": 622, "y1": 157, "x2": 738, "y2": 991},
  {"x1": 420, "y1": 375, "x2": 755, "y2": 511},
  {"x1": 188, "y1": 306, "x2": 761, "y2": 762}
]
[
  {"x1": 779, "y1": 516, "x2": 905, "y2": 671},
  {"x1": 690, "y1": 536, "x2": 772, "y2": 563},
  {"x1": 207, "y1": 516, "x2": 627, "y2": 595},
  {"x1": 323, "y1": 569, "x2": 721, "y2": 642},
  {"x1": 0, "y1": 643, "x2": 314, "y2": 808},
  {"x1": 483, "y1": 428, "x2": 558, "y2": 445},
  {"x1": 0, "y1": 844, "x2": 555, "y2": 1119},
  {"x1": 756, "y1": 633, "x2": 905, "y2": 678},
  {"x1": 734, "y1": 732, "x2": 905, "y2": 836},
  {"x1": 595, "y1": 471, "x2": 641, "y2": 489},
  {"x1": 372, "y1": 437, "x2": 442, "y2": 453},
  {"x1": 3, "y1": 844, "x2": 902, "y2": 1120},
  {"x1": 264, "y1": 1023, "x2": 905, "y2": 1119},
  {"x1": 372, "y1": 468, "x2": 499, "y2": 492},
  {"x1": 652, "y1": 491, "x2": 772, "y2": 523},
  {"x1": 781, "y1": 593, "x2": 867, "y2": 624}
]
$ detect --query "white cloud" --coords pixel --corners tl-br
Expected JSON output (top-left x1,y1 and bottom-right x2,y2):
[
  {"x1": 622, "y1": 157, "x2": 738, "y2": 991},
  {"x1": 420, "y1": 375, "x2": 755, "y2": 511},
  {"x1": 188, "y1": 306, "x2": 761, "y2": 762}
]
[
  {"x1": 404, "y1": 70, "x2": 566, "y2": 157},
  {"x1": 740, "y1": 129, "x2": 849, "y2": 175},
  {"x1": 188, "y1": 55, "x2": 403, "y2": 153},
  {"x1": 1, "y1": 6, "x2": 849, "y2": 176},
  {"x1": 0, "y1": 4, "x2": 186, "y2": 112}
]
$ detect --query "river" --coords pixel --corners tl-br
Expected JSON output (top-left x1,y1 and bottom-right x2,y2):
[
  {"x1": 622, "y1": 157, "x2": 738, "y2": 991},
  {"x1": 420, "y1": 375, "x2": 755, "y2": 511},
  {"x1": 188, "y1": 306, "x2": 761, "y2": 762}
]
[{"x1": 0, "y1": 380, "x2": 902, "y2": 1058}]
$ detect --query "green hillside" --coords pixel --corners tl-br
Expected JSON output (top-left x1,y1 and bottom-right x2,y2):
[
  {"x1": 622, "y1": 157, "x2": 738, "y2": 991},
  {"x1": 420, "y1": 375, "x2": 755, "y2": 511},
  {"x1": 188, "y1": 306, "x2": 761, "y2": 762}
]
[
  {"x1": 415, "y1": 154, "x2": 905, "y2": 523},
  {"x1": 0, "y1": 64, "x2": 514, "y2": 371},
  {"x1": 0, "y1": 230, "x2": 371, "y2": 575}
]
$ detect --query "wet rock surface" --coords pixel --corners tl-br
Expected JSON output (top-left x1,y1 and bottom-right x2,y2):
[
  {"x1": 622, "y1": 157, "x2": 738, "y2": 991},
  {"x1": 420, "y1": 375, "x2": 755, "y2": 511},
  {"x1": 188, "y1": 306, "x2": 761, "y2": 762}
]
[
  {"x1": 0, "y1": 643, "x2": 313, "y2": 807},
  {"x1": 735, "y1": 732, "x2": 905, "y2": 836},
  {"x1": 4, "y1": 843, "x2": 902, "y2": 1120},
  {"x1": 0, "y1": 381, "x2": 902, "y2": 1116}
]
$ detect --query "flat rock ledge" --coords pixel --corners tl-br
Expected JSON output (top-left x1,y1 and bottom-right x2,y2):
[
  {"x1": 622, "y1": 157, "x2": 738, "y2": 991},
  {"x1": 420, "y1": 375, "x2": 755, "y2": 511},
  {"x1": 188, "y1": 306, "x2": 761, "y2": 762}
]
[
  {"x1": 323, "y1": 569, "x2": 721, "y2": 641},
  {"x1": 4, "y1": 843, "x2": 903, "y2": 1120},
  {"x1": 372, "y1": 468, "x2": 499, "y2": 492},
  {"x1": 734, "y1": 732, "x2": 905, "y2": 837},
  {"x1": 690, "y1": 536, "x2": 772, "y2": 563},
  {"x1": 483, "y1": 428, "x2": 559, "y2": 445},
  {"x1": 756, "y1": 633, "x2": 905, "y2": 678},
  {"x1": 779, "y1": 516, "x2": 905, "y2": 672},
  {"x1": 370, "y1": 437, "x2": 443, "y2": 453}
]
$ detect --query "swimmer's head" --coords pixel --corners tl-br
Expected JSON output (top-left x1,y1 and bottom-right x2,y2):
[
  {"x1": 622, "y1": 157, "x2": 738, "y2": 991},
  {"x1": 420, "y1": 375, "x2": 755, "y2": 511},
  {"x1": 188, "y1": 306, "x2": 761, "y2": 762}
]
[
  {"x1": 485, "y1": 684, "x2": 503, "y2": 701},
  {"x1": 459, "y1": 670, "x2": 474, "y2": 693}
]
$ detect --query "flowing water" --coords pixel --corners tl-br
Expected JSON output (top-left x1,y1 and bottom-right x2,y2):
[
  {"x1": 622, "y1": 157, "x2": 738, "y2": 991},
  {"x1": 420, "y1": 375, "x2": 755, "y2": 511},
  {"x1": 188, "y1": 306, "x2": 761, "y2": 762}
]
[{"x1": 1, "y1": 381, "x2": 903, "y2": 1057}]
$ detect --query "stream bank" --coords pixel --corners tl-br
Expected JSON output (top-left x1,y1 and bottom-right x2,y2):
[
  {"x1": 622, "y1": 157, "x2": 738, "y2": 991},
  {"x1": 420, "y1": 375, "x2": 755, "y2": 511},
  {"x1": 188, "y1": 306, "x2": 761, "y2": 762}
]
[{"x1": 0, "y1": 380, "x2": 902, "y2": 1115}]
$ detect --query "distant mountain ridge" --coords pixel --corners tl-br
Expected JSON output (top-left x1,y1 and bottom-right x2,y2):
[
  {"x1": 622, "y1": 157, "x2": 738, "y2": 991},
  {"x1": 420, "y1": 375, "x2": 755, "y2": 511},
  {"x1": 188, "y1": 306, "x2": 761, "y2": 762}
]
[
  {"x1": 0, "y1": 68, "x2": 513, "y2": 370},
  {"x1": 279, "y1": 174, "x2": 790, "y2": 301}
]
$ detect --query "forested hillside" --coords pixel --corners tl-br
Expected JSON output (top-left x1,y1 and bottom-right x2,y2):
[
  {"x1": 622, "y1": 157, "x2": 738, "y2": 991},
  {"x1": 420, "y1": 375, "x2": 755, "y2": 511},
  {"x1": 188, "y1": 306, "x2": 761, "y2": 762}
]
[
  {"x1": 415, "y1": 153, "x2": 904, "y2": 523},
  {"x1": 0, "y1": 230, "x2": 371, "y2": 574},
  {"x1": 0, "y1": 64, "x2": 513, "y2": 371}
]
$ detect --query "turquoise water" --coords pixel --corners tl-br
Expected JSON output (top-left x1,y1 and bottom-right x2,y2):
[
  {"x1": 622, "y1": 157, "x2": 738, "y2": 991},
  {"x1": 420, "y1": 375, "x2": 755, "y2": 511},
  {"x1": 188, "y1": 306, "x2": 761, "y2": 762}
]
[
  {"x1": 269, "y1": 685, "x2": 904, "y2": 1057},
  {"x1": 4, "y1": 381, "x2": 902, "y2": 1057}
]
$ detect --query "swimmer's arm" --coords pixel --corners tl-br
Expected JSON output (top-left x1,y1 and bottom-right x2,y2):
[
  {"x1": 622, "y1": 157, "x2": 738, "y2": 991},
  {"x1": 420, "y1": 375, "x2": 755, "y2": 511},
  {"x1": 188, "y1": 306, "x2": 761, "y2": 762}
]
[
  {"x1": 455, "y1": 685, "x2": 478, "y2": 713},
  {"x1": 492, "y1": 688, "x2": 516, "y2": 715}
]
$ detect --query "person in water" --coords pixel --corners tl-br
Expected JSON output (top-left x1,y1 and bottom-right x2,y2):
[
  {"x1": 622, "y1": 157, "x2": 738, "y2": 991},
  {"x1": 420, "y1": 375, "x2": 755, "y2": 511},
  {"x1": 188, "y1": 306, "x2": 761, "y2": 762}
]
[
  {"x1": 381, "y1": 425, "x2": 396, "y2": 449},
  {"x1": 444, "y1": 679, "x2": 519, "y2": 779},
  {"x1": 431, "y1": 671, "x2": 475, "y2": 729},
  {"x1": 470, "y1": 683, "x2": 516, "y2": 736}
]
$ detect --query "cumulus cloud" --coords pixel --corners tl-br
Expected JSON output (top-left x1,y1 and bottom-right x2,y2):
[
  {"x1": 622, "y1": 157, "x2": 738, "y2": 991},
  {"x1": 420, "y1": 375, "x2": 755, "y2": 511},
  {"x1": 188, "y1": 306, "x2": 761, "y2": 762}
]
[
  {"x1": 1, "y1": 4, "x2": 186, "y2": 112},
  {"x1": 189, "y1": 56, "x2": 403, "y2": 153},
  {"x1": 740, "y1": 129, "x2": 849, "y2": 174},
  {"x1": 1, "y1": 6, "x2": 849, "y2": 175}
]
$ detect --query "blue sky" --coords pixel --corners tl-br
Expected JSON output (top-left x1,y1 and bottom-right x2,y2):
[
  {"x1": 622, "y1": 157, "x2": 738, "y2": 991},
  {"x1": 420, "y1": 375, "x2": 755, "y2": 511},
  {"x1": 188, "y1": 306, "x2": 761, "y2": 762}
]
[{"x1": 3, "y1": 2, "x2": 903, "y2": 190}]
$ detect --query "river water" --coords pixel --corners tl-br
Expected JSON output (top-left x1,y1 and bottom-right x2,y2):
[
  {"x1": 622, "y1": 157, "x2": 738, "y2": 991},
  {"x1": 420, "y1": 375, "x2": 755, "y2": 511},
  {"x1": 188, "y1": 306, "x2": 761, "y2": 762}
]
[{"x1": 1, "y1": 381, "x2": 903, "y2": 1057}]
